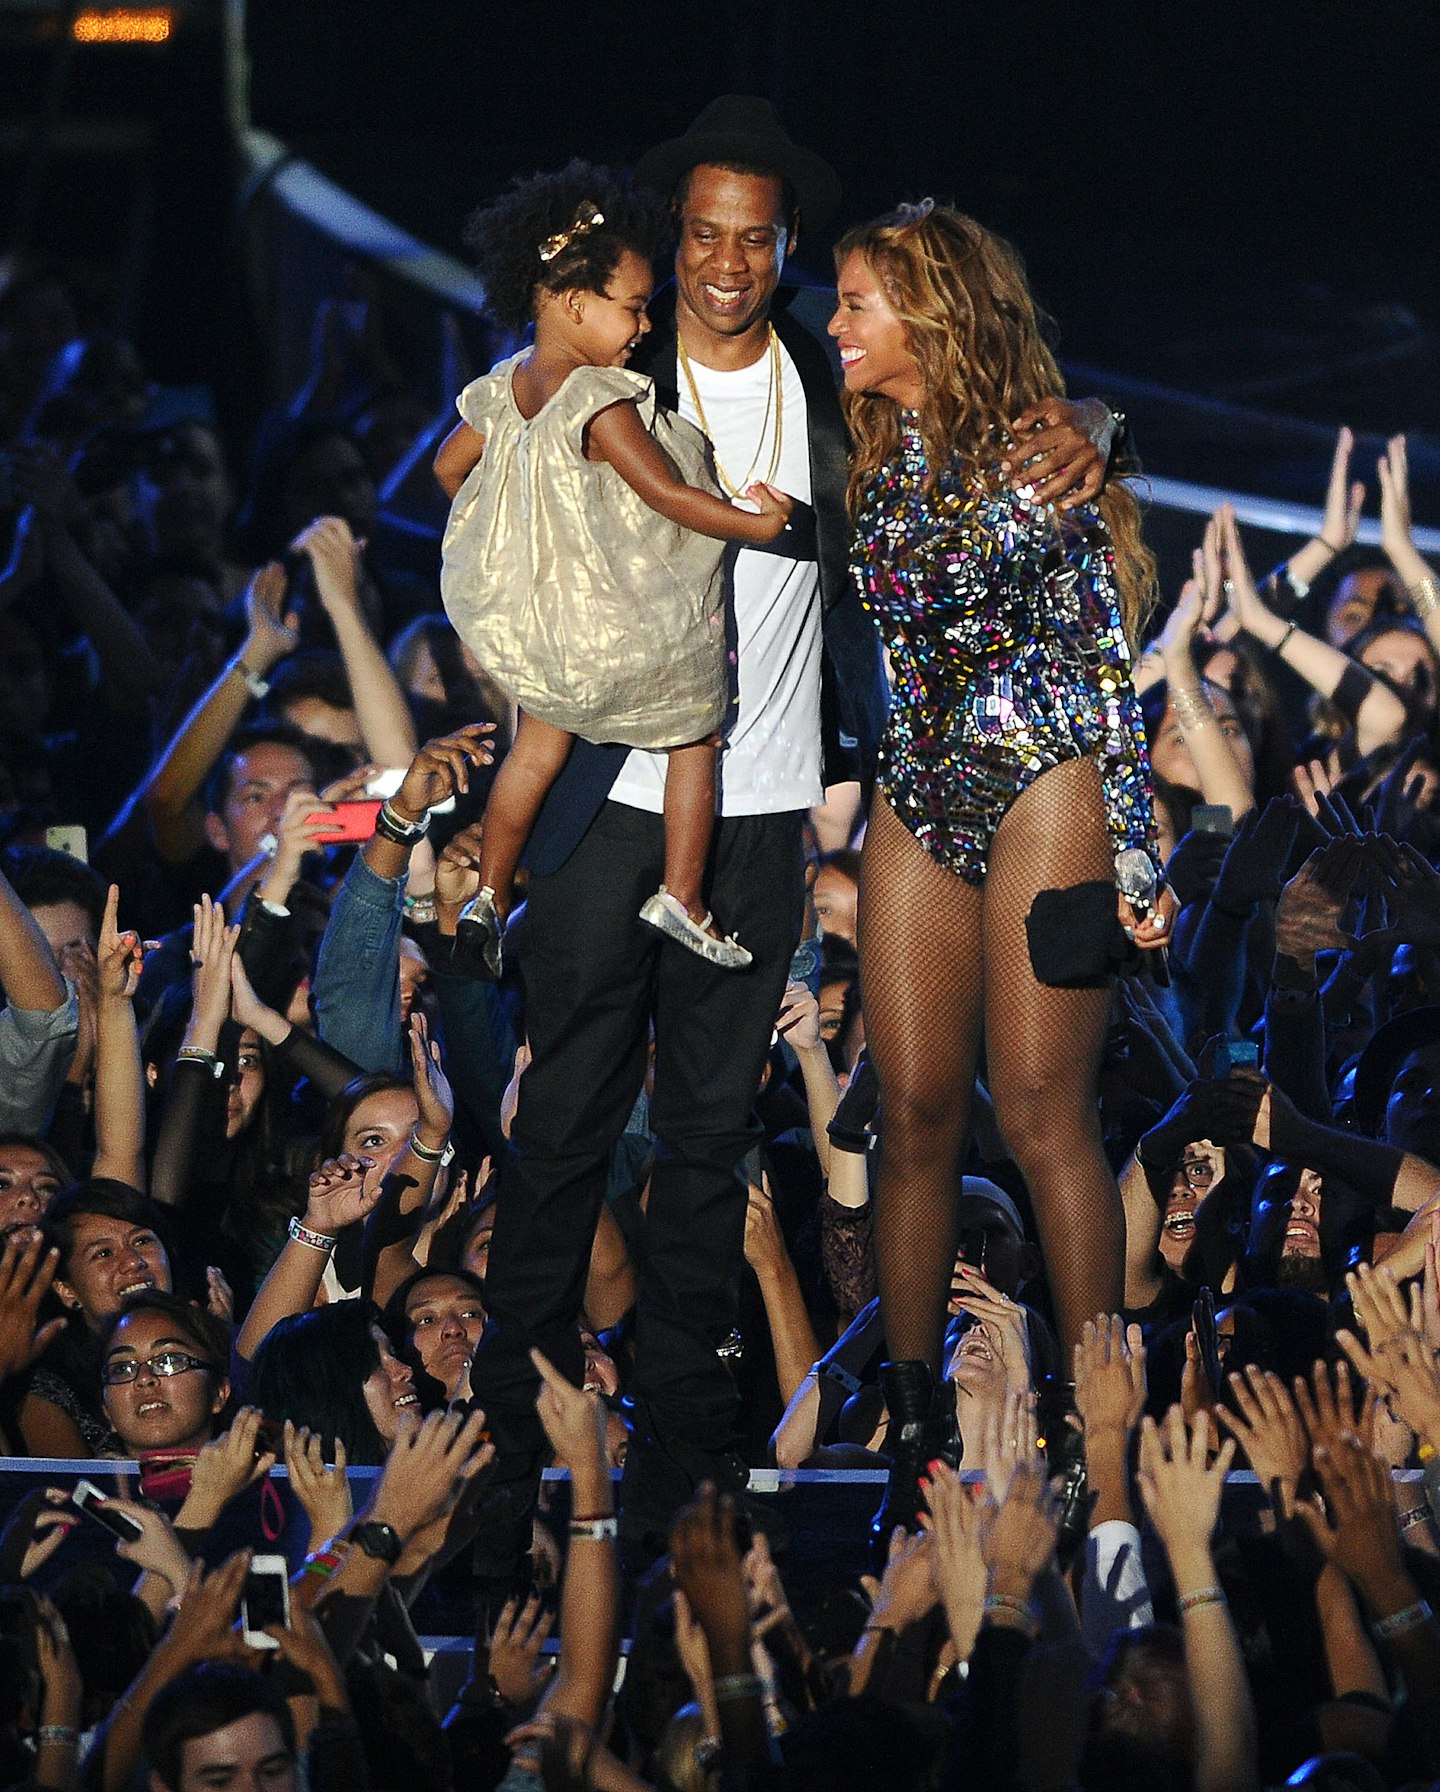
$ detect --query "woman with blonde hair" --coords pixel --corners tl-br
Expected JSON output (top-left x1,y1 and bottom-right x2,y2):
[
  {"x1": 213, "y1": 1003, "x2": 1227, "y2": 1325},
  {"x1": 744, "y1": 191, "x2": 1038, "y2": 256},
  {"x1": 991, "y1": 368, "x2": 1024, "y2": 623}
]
[{"x1": 829, "y1": 201, "x2": 1171, "y2": 1552}]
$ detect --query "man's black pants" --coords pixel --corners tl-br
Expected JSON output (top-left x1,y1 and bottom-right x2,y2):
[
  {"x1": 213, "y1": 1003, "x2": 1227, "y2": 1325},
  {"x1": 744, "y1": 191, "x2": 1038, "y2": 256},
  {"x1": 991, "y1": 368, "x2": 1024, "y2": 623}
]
[{"x1": 472, "y1": 799, "x2": 806, "y2": 1456}]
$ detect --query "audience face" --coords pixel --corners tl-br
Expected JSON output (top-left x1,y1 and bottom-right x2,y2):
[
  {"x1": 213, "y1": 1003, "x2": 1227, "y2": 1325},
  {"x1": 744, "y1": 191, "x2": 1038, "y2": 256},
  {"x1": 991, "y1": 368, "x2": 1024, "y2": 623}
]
[
  {"x1": 55, "y1": 1213, "x2": 172, "y2": 1328},
  {"x1": 226, "y1": 1031, "x2": 266, "y2": 1142},
  {"x1": 134, "y1": 425, "x2": 233, "y2": 566},
  {"x1": 102, "y1": 1306, "x2": 227, "y2": 1454},
  {"x1": 1157, "y1": 1144, "x2": 1220, "y2": 1272},
  {"x1": 1325, "y1": 568, "x2": 1395, "y2": 647},
  {"x1": 273, "y1": 434, "x2": 376, "y2": 545},
  {"x1": 0, "y1": 1143, "x2": 64, "y2": 1241},
  {"x1": 460, "y1": 1209, "x2": 495, "y2": 1282},
  {"x1": 1380, "y1": 1038, "x2": 1440, "y2": 1159},
  {"x1": 151, "y1": 1710, "x2": 295, "y2": 1792},
  {"x1": 581, "y1": 1329, "x2": 620, "y2": 1397},
  {"x1": 397, "y1": 938, "x2": 429, "y2": 1023},
  {"x1": 813, "y1": 863, "x2": 858, "y2": 947},
  {"x1": 204, "y1": 744, "x2": 316, "y2": 874},
  {"x1": 1359, "y1": 626, "x2": 1437, "y2": 721},
  {"x1": 342, "y1": 1087, "x2": 421, "y2": 1202},
  {"x1": 30, "y1": 897, "x2": 98, "y2": 959},
  {"x1": 361, "y1": 1325, "x2": 419, "y2": 1441},
  {"x1": 402, "y1": 1274, "x2": 484, "y2": 1392}
]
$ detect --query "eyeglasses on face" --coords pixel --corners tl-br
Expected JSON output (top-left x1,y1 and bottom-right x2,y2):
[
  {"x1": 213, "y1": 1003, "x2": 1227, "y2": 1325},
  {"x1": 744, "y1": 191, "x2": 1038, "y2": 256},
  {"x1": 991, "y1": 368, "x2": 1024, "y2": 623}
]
[{"x1": 101, "y1": 1350, "x2": 211, "y2": 1386}]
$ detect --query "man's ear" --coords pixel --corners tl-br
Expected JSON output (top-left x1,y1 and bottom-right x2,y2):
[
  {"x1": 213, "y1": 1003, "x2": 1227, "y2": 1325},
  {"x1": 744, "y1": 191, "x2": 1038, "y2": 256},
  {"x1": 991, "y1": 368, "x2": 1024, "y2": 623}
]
[
  {"x1": 203, "y1": 809, "x2": 229, "y2": 856},
  {"x1": 53, "y1": 1277, "x2": 82, "y2": 1312},
  {"x1": 211, "y1": 1377, "x2": 232, "y2": 1419}
]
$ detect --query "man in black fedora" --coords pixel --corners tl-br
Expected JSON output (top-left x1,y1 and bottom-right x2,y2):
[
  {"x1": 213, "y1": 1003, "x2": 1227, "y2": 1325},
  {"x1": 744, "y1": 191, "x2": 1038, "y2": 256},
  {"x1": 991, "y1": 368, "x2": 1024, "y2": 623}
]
[{"x1": 467, "y1": 94, "x2": 1114, "y2": 1568}]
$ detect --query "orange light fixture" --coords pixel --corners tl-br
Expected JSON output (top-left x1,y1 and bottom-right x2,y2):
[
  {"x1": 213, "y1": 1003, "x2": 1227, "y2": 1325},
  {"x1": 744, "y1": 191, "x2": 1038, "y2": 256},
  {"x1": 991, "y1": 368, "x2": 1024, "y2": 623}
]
[{"x1": 71, "y1": 8, "x2": 174, "y2": 43}]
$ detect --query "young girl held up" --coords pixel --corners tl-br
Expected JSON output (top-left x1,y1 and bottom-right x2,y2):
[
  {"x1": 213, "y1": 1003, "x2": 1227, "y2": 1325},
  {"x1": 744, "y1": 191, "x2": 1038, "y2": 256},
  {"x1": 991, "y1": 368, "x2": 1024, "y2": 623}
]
[{"x1": 434, "y1": 160, "x2": 793, "y2": 974}]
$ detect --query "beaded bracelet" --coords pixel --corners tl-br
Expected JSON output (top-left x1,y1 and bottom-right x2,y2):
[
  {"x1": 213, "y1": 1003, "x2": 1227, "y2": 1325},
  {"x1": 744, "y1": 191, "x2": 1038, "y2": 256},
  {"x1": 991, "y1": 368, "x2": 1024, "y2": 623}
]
[
  {"x1": 713, "y1": 1673, "x2": 762, "y2": 1703},
  {"x1": 1371, "y1": 1598, "x2": 1433, "y2": 1642},
  {"x1": 568, "y1": 1516, "x2": 618, "y2": 1541},
  {"x1": 288, "y1": 1216, "x2": 337, "y2": 1253},
  {"x1": 1400, "y1": 1503, "x2": 1435, "y2": 1532},
  {"x1": 403, "y1": 894, "x2": 438, "y2": 925},
  {"x1": 1176, "y1": 1586, "x2": 1227, "y2": 1615},
  {"x1": 302, "y1": 1540, "x2": 351, "y2": 1580}
]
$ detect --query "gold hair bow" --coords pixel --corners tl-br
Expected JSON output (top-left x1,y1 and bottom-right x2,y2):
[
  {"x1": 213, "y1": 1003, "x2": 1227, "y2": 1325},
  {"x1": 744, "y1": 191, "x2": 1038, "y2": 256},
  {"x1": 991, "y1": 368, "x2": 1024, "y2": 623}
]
[{"x1": 538, "y1": 202, "x2": 606, "y2": 264}]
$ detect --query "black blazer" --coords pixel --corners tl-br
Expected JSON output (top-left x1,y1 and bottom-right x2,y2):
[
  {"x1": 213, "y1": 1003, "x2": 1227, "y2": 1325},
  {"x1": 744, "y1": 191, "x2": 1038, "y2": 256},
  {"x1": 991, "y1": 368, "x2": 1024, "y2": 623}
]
[{"x1": 524, "y1": 283, "x2": 887, "y2": 876}]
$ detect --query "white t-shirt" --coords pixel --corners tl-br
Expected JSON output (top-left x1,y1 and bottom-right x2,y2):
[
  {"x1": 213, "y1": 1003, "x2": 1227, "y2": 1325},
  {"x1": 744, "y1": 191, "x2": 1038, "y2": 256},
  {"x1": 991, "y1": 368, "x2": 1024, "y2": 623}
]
[{"x1": 608, "y1": 338, "x2": 825, "y2": 817}]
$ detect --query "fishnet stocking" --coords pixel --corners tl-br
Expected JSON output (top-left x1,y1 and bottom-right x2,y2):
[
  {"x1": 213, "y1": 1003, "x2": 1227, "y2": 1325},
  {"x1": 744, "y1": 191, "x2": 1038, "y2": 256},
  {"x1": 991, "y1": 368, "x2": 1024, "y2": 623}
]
[
  {"x1": 861, "y1": 795, "x2": 984, "y2": 1371},
  {"x1": 862, "y1": 756, "x2": 1125, "y2": 1368}
]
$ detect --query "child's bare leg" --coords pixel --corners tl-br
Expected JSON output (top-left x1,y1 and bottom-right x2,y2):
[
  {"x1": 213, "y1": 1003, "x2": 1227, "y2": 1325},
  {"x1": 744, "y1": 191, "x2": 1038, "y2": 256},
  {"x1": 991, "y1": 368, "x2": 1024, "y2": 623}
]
[
  {"x1": 477, "y1": 711, "x2": 574, "y2": 915},
  {"x1": 661, "y1": 737, "x2": 719, "y2": 921}
]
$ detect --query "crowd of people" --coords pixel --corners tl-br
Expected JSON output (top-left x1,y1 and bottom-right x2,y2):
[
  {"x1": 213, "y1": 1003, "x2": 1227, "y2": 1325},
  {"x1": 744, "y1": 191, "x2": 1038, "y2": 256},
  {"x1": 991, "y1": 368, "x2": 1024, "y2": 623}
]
[{"x1": 0, "y1": 91, "x2": 1438, "y2": 1792}]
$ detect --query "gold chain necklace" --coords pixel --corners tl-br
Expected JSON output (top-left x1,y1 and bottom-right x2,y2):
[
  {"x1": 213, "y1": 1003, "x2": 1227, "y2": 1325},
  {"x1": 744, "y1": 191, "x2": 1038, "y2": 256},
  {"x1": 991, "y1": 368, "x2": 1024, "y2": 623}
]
[{"x1": 677, "y1": 325, "x2": 784, "y2": 499}]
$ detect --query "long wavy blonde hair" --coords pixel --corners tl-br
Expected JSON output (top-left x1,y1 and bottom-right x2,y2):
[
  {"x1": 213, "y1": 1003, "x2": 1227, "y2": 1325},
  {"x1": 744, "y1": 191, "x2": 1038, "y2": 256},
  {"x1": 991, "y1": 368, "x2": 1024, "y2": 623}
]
[{"x1": 835, "y1": 202, "x2": 1156, "y2": 645}]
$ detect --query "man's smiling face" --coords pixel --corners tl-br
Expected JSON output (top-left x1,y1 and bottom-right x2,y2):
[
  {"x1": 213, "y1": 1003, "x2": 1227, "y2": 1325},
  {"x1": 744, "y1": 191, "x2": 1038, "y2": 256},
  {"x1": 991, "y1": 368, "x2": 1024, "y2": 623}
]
[{"x1": 672, "y1": 164, "x2": 791, "y2": 355}]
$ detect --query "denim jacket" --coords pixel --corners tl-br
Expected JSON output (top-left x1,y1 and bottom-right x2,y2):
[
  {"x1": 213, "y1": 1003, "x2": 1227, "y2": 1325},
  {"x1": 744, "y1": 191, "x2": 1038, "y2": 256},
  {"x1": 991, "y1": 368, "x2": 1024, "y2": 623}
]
[{"x1": 314, "y1": 852, "x2": 406, "y2": 1076}]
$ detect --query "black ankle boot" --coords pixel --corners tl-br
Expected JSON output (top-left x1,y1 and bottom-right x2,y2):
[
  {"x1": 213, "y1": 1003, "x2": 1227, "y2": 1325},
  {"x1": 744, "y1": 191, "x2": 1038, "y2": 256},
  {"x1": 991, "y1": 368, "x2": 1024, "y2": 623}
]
[{"x1": 870, "y1": 1359, "x2": 941, "y2": 1571}]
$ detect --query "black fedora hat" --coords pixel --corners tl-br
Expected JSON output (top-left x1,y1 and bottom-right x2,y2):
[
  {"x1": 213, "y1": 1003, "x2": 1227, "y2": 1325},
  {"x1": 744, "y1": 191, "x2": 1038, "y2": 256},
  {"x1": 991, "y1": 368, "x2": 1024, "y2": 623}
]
[
  {"x1": 1351, "y1": 1003, "x2": 1440, "y2": 1135},
  {"x1": 635, "y1": 95, "x2": 841, "y2": 232}
]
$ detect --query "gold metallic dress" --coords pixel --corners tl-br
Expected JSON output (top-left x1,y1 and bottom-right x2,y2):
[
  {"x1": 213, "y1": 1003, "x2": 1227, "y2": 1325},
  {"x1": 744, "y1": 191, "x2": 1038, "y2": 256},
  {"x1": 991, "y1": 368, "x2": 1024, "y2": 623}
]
[{"x1": 440, "y1": 355, "x2": 729, "y2": 750}]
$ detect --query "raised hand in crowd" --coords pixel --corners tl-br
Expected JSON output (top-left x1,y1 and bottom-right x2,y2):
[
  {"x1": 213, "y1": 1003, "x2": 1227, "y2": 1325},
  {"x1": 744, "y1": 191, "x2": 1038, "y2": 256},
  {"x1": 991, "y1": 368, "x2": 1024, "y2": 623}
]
[
  {"x1": 1073, "y1": 1314, "x2": 1147, "y2": 1526},
  {"x1": 0, "y1": 1231, "x2": 67, "y2": 1422},
  {"x1": 174, "y1": 1405, "x2": 279, "y2": 1533},
  {"x1": 1217, "y1": 1365, "x2": 1309, "y2": 1518},
  {"x1": 283, "y1": 1420, "x2": 353, "y2": 1552}
]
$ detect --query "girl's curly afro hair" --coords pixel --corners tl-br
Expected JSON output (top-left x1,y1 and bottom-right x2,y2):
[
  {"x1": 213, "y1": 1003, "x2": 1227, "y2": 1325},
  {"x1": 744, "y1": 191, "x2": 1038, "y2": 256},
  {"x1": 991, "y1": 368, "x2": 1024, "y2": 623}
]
[{"x1": 464, "y1": 158, "x2": 664, "y2": 334}]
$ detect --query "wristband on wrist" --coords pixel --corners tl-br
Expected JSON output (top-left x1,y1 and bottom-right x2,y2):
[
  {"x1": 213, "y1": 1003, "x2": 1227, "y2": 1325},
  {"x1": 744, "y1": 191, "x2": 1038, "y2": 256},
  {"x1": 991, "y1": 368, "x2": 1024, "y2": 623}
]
[
  {"x1": 408, "y1": 1131, "x2": 453, "y2": 1165},
  {"x1": 233, "y1": 658, "x2": 270, "y2": 700},
  {"x1": 567, "y1": 1516, "x2": 618, "y2": 1541},
  {"x1": 176, "y1": 1046, "x2": 224, "y2": 1078},
  {"x1": 1176, "y1": 1585, "x2": 1227, "y2": 1615},
  {"x1": 403, "y1": 893, "x2": 438, "y2": 925},
  {"x1": 1400, "y1": 1503, "x2": 1435, "y2": 1533},
  {"x1": 289, "y1": 1216, "x2": 337, "y2": 1253},
  {"x1": 1272, "y1": 619, "x2": 1299, "y2": 656},
  {"x1": 1371, "y1": 1598, "x2": 1432, "y2": 1641},
  {"x1": 302, "y1": 1540, "x2": 351, "y2": 1580},
  {"x1": 983, "y1": 1592, "x2": 1036, "y2": 1633},
  {"x1": 374, "y1": 800, "x2": 428, "y2": 846},
  {"x1": 713, "y1": 1673, "x2": 762, "y2": 1703},
  {"x1": 38, "y1": 1726, "x2": 78, "y2": 1746},
  {"x1": 1314, "y1": 536, "x2": 1343, "y2": 560}
]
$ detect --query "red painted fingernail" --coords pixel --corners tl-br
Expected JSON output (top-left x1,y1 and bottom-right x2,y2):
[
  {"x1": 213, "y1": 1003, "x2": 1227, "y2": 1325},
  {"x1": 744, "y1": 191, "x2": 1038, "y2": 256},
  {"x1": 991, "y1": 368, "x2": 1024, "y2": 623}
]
[{"x1": 926, "y1": 1458, "x2": 943, "y2": 1476}]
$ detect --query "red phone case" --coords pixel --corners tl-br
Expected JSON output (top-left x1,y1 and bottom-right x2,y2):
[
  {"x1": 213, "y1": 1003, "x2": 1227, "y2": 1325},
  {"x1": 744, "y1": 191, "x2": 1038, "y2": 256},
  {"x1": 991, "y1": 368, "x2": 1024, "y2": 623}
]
[{"x1": 305, "y1": 799, "x2": 382, "y2": 843}]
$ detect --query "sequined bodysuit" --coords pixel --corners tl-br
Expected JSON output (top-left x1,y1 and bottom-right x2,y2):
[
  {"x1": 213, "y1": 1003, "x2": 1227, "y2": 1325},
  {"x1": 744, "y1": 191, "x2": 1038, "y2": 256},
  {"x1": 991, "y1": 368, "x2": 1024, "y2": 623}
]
[{"x1": 853, "y1": 420, "x2": 1156, "y2": 884}]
